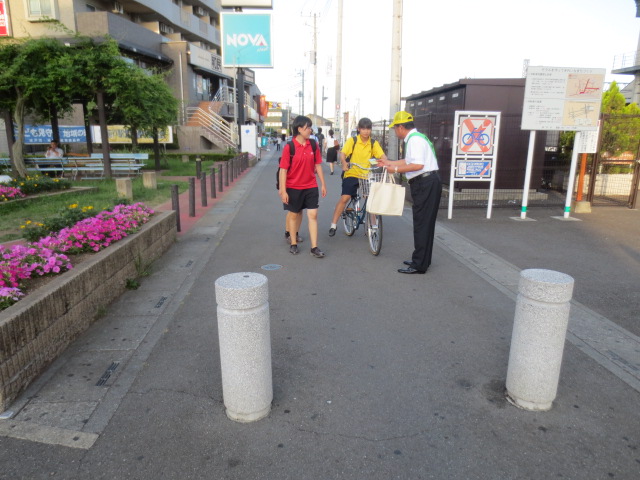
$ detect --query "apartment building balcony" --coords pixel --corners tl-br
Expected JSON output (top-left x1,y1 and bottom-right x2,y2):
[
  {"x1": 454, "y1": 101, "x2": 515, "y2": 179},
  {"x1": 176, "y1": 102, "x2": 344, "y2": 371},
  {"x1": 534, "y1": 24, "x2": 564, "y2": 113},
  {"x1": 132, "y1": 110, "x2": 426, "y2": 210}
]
[
  {"x1": 102, "y1": 0, "x2": 221, "y2": 48},
  {"x1": 612, "y1": 50, "x2": 640, "y2": 75},
  {"x1": 76, "y1": 11, "x2": 172, "y2": 64}
]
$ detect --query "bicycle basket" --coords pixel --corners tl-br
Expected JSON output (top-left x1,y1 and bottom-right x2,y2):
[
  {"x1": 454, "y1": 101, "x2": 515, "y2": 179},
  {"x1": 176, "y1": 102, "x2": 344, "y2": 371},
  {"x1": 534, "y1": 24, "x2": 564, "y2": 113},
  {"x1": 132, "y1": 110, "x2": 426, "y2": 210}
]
[{"x1": 359, "y1": 169, "x2": 387, "y2": 197}]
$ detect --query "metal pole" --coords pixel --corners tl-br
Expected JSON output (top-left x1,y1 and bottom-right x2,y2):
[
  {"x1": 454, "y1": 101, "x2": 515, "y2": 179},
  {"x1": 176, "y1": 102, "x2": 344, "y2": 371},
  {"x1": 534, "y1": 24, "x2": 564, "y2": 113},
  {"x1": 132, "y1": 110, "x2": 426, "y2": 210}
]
[
  {"x1": 211, "y1": 166, "x2": 217, "y2": 199},
  {"x1": 195, "y1": 156, "x2": 202, "y2": 179},
  {"x1": 218, "y1": 163, "x2": 224, "y2": 192},
  {"x1": 313, "y1": 13, "x2": 318, "y2": 119},
  {"x1": 201, "y1": 173, "x2": 207, "y2": 207},
  {"x1": 520, "y1": 131, "x2": 536, "y2": 220},
  {"x1": 189, "y1": 177, "x2": 196, "y2": 217},
  {"x1": 225, "y1": 162, "x2": 230, "y2": 187},
  {"x1": 335, "y1": 0, "x2": 343, "y2": 142},
  {"x1": 171, "y1": 184, "x2": 181, "y2": 232},
  {"x1": 388, "y1": 0, "x2": 403, "y2": 161},
  {"x1": 564, "y1": 132, "x2": 582, "y2": 219}
]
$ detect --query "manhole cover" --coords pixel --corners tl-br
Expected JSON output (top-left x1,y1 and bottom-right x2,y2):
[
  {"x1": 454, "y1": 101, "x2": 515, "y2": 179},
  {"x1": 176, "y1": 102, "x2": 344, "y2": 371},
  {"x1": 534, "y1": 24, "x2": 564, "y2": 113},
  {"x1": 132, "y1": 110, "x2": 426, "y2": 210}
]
[{"x1": 261, "y1": 264, "x2": 283, "y2": 271}]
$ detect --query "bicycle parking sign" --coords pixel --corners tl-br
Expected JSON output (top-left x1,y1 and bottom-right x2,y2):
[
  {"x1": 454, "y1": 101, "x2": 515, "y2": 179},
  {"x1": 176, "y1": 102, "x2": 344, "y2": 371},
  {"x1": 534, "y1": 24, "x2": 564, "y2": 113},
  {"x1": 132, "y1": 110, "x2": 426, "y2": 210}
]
[
  {"x1": 449, "y1": 111, "x2": 502, "y2": 219},
  {"x1": 457, "y1": 117, "x2": 495, "y2": 155}
]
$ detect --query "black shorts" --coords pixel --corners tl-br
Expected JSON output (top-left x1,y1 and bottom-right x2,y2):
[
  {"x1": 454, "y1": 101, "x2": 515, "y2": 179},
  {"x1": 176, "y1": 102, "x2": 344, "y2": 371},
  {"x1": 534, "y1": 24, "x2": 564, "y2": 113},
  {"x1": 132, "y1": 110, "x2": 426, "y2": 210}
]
[
  {"x1": 341, "y1": 176, "x2": 360, "y2": 197},
  {"x1": 283, "y1": 187, "x2": 319, "y2": 213}
]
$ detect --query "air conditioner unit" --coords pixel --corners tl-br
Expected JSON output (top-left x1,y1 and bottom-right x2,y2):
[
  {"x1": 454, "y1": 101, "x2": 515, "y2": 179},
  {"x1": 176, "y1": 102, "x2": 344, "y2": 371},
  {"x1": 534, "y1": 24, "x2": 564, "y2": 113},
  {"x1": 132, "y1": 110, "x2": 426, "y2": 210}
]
[
  {"x1": 194, "y1": 6, "x2": 205, "y2": 17},
  {"x1": 159, "y1": 23, "x2": 174, "y2": 34},
  {"x1": 112, "y1": 1, "x2": 124, "y2": 14}
]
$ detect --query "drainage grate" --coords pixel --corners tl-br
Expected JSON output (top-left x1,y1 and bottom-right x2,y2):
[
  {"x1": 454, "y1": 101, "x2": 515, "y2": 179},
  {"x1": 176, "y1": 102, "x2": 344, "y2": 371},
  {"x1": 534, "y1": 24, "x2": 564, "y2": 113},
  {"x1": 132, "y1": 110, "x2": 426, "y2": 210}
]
[
  {"x1": 96, "y1": 362, "x2": 119, "y2": 386},
  {"x1": 261, "y1": 264, "x2": 283, "y2": 271},
  {"x1": 155, "y1": 296, "x2": 168, "y2": 308}
]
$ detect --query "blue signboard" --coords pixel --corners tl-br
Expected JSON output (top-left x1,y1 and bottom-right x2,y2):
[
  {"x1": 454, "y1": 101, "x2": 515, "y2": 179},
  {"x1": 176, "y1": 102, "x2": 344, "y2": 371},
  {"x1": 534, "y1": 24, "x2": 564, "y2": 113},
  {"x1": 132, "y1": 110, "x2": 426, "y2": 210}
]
[
  {"x1": 19, "y1": 125, "x2": 87, "y2": 144},
  {"x1": 221, "y1": 13, "x2": 272, "y2": 68},
  {"x1": 455, "y1": 159, "x2": 492, "y2": 179}
]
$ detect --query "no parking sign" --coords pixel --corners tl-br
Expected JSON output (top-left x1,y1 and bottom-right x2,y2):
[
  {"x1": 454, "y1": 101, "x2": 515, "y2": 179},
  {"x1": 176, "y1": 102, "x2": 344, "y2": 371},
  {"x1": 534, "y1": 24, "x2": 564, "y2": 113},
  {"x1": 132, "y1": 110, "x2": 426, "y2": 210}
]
[{"x1": 449, "y1": 111, "x2": 502, "y2": 219}]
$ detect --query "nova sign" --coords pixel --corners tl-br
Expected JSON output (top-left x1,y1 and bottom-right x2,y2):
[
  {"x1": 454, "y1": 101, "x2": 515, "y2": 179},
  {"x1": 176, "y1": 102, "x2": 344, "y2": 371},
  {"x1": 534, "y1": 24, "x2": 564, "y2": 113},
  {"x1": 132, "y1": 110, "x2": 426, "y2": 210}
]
[{"x1": 221, "y1": 13, "x2": 273, "y2": 68}]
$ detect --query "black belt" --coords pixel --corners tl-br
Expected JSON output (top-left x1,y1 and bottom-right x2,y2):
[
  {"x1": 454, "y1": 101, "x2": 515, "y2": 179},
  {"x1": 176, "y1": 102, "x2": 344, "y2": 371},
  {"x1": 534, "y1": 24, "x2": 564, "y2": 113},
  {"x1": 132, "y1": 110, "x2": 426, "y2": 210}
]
[{"x1": 408, "y1": 170, "x2": 437, "y2": 184}]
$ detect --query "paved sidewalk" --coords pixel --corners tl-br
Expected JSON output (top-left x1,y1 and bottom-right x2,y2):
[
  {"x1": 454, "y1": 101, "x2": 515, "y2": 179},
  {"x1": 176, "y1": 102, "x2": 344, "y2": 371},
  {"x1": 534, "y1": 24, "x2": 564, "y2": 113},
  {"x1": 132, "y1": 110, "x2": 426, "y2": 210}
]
[{"x1": 0, "y1": 148, "x2": 638, "y2": 479}]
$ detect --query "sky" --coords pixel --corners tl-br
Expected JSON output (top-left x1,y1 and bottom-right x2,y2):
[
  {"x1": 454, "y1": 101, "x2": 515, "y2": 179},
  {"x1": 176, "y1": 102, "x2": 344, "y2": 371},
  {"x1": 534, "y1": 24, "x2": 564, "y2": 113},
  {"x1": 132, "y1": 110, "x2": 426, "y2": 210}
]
[{"x1": 251, "y1": 0, "x2": 640, "y2": 127}]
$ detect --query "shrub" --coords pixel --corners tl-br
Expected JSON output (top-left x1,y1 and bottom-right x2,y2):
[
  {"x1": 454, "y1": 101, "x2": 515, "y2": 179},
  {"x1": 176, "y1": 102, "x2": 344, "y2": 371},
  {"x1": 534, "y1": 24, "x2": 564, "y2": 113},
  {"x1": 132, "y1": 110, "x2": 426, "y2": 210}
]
[
  {"x1": 21, "y1": 203, "x2": 97, "y2": 242},
  {"x1": 0, "y1": 185, "x2": 25, "y2": 202},
  {"x1": 8, "y1": 175, "x2": 71, "y2": 195}
]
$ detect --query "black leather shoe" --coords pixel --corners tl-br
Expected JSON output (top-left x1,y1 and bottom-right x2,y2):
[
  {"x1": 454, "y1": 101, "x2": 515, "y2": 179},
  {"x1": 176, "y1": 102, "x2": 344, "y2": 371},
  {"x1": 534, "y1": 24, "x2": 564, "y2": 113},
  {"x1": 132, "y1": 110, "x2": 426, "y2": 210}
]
[
  {"x1": 398, "y1": 267, "x2": 426, "y2": 274},
  {"x1": 403, "y1": 260, "x2": 413, "y2": 266}
]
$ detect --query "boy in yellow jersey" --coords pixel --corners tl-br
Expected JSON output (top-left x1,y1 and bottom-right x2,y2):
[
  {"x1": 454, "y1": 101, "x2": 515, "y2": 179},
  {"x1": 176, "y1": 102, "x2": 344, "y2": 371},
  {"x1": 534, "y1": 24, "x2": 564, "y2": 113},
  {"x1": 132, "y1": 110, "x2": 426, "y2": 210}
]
[{"x1": 328, "y1": 118, "x2": 388, "y2": 236}]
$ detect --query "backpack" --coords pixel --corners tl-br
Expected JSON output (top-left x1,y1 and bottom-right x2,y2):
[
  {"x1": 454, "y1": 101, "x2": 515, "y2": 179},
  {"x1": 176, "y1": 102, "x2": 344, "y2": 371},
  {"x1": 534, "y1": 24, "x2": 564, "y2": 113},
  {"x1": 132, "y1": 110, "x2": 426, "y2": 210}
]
[{"x1": 276, "y1": 138, "x2": 318, "y2": 190}]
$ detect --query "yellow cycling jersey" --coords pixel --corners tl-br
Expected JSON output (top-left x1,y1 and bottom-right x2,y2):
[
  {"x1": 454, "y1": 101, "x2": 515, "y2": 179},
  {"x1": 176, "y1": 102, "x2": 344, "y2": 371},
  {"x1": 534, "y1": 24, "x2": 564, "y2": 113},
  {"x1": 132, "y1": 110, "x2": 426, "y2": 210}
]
[{"x1": 342, "y1": 135, "x2": 385, "y2": 179}]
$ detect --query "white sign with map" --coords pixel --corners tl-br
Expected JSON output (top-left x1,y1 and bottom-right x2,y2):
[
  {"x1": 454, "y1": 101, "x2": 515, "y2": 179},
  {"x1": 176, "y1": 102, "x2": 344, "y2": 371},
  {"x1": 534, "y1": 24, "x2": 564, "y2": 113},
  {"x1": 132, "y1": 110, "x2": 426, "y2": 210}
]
[{"x1": 521, "y1": 66, "x2": 605, "y2": 131}]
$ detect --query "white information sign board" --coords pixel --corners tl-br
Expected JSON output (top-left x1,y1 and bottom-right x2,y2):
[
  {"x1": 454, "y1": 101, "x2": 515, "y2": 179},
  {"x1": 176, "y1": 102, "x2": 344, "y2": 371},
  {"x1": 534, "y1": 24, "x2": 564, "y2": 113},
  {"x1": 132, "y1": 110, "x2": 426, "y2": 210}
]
[
  {"x1": 448, "y1": 111, "x2": 501, "y2": 219},
  {"x1": 240, "y1": 124, "x2": 258, "y2": 157},
  {"x1": 522, "y1": 66, "x2": 605, "y2": 131},
  {"x1": 575, "y1": 123, "x2": 600, "y2": 154}
]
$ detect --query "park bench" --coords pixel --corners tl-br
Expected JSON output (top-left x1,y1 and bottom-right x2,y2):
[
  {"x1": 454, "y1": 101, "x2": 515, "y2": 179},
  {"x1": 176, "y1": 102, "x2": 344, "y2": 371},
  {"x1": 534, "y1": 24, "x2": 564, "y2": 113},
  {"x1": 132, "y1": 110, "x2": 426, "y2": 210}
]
[
  {"x1": 25, "y1": 157, "x2": 72, "y2": 177},
  {"x1": 76, "y1": 153, "x2": 148, "y2": 179}
]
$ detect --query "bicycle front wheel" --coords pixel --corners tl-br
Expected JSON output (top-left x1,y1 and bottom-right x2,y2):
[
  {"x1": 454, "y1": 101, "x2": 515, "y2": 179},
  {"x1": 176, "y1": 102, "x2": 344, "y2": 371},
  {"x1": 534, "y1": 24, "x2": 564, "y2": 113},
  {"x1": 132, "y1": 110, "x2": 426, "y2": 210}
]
[
  {"x1": 342, "y1": 208, "x2": 356, "y2": 236},
  {"x1": 366, "y1": 213, "x2": 383, "y2": 255}
]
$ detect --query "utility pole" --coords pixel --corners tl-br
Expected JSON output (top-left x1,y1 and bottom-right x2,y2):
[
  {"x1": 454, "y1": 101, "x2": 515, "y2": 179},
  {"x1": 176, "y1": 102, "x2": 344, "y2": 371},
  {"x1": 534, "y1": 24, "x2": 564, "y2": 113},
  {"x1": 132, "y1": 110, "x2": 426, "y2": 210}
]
[
  {"x1": 388, "y1": 0, "x2": 403, "y2": 160},
  {"x1": 301, "y1": 69, "x2": 305, "y2": 116},
  {"x1": 313, "y1": 14, "x2": 318, "y2": 120},
  {"x1": 335, "y1": 0, "x2": 343, "y2": 141},
  {"x1": 321, "y1": 86, "x2": 328, "y2": 120}
]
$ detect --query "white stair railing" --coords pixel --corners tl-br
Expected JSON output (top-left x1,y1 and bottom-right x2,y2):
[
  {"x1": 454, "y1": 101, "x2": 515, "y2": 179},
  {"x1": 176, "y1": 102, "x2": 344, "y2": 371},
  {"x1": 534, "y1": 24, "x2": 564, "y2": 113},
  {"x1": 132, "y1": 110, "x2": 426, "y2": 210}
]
[{"x1": 186, "y1": 105, "x2": 237, "y2": 149}]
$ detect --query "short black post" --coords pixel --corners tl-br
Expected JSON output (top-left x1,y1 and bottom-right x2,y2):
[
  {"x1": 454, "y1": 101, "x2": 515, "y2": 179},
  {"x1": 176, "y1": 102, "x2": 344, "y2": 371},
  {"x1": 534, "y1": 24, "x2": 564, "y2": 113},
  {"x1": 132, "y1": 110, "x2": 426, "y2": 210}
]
[
  {"x1": 195, "y1": 156, "x2": 202, "y2": 179},
  {"x1": 218, "y1": 163, "x2": 224, "y2": 192},
  {"x1": 189, "y1": 177, "x2": 196, "y2": 217},
  {"x1": 200, "y1": 173, "x2": 207, "y2": 207},
  {"x1": 224, "y1": 162, "x2": 230, "y2": 187},
  {"x1": 210, "y1": 166, "x2": 216, "y2": 199},
  {"x1": 171, "y1": 184, "x2": 181, "y2": 232}
]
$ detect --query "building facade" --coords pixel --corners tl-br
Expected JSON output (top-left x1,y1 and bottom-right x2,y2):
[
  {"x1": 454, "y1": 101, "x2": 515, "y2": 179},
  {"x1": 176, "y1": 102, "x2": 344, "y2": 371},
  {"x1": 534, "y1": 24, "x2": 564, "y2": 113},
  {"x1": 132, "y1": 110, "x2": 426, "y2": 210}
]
[
  {"x1": 405, "y1": 78, "x2": 556, "y2": 190},
  {"x1": 1, "y1": 0, "x2": 263, "y2": 152}
]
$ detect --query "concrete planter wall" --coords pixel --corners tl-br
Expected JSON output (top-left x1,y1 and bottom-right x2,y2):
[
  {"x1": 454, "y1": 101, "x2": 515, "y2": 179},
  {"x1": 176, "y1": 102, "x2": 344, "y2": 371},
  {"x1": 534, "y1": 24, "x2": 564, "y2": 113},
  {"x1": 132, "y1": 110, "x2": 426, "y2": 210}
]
[{"x1": 0, "y1": 211, "x2": 176, "y2": 411}]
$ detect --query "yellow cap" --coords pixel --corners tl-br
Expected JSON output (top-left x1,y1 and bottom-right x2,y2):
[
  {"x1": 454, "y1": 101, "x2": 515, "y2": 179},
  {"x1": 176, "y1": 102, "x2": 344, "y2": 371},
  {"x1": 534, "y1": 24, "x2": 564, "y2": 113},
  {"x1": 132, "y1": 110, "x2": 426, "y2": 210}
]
[{"x1": 389, "y1": 111, "x2": 414, "y2": 128}]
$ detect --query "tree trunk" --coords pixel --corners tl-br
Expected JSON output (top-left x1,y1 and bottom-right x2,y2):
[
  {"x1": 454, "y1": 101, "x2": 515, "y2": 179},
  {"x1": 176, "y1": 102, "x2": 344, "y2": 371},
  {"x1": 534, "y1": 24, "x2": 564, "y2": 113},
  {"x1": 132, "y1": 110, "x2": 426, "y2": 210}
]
[
  {"x1": 131, "y1": 125, "x2": 138, "y2": 153},
  {"x1": 49, "y1": 104, "x2": 60, "y2": 144},
  {"x1": 82, "y1": 101, "x2": 93, "y2": 155},
  {"x1": 2, "y1": 110, "x2": 15, "y2": 170},
  {"x1": 153, "y1": 128, "x2": 161, "y2": 170},
  {"x1": 11, "y1": 93, "x2": 27, "y2": 178},
  {"x1": 97, "y1": 90, "x2": 112, "y2": 179}
]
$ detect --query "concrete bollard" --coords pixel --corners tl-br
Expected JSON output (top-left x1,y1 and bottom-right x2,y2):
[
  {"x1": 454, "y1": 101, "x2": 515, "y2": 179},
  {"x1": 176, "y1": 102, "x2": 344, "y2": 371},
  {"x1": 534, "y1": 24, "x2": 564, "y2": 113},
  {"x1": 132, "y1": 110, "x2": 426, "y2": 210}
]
[
  {"x1": 142, "y1": 171, "x2": 157, "y2": 189},
  {"x1": 506, "y1": 269, "x2": 575, "y2": 411},
  {"x1": 115, "y1": 178, "x2": 133, "y2": 200},
  {"x1": 215, "y1": 272, "x2": 272, "y2": 423}
]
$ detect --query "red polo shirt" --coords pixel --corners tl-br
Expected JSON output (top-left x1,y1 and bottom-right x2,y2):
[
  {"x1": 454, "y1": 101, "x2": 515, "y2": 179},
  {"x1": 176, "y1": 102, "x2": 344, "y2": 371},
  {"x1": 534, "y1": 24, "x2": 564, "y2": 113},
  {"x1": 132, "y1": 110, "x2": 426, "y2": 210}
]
[{"x1": 279, "y1": 138, "x2": 321, "y2": 190}]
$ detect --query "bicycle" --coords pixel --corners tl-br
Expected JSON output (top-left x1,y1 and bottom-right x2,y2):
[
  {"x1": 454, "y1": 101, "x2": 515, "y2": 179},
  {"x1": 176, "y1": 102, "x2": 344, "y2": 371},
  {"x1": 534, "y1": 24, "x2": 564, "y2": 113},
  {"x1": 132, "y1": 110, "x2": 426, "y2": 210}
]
[
  {"x1": 462, "y1": 127, "x2": 490, "y2": 146},
  {"x1": 340, "y1": 164, "x2": 385, "y2": 256}
]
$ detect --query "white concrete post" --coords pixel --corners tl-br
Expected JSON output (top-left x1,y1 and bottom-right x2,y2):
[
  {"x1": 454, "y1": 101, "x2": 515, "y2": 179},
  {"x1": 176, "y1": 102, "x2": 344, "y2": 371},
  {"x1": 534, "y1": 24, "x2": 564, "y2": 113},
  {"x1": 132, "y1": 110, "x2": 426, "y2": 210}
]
[
  {"x1": 115, "y1": 178, "x2": 133, "y2": 200},
  {"x1": 142, "y1": 171, "x2": 157, "y2": 189},
  {"x1": 215, "y1": 272, "x2": 272, "y2": 422},
  {"x1": 506, "y1": 269, "x2": 574, "y2": 411}
]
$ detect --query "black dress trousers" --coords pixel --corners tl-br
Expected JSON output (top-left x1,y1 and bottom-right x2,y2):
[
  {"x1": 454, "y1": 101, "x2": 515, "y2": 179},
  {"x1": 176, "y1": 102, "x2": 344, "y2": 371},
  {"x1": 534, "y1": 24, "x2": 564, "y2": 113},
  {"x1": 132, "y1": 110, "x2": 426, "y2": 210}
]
[{"x1": 409, "y1": 173, "x2": 442, "y2": 272}]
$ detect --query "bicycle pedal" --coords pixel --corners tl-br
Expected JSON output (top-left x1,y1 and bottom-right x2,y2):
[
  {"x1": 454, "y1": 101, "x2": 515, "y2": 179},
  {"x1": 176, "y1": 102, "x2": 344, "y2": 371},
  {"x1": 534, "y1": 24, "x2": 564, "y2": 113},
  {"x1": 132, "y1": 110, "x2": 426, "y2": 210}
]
[{"x1": 345, "y1": 208, "x2": 354, "y2": 212}]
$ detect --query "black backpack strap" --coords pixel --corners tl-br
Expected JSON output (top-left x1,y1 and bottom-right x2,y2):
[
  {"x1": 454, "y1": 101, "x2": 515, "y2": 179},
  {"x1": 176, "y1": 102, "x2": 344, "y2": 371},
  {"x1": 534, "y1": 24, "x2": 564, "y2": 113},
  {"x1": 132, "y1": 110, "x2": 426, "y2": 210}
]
[{"x1": 288, "y1": 140, "x2": 295, "y2": 162}]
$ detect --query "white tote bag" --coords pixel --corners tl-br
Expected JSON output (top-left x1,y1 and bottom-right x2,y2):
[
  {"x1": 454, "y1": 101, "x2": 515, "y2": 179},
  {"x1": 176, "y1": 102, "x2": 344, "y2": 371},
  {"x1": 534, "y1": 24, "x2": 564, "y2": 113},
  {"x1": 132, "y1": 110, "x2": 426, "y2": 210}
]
[{"x1": 367, "y1": 169, "x2": 406, "y2": 216}]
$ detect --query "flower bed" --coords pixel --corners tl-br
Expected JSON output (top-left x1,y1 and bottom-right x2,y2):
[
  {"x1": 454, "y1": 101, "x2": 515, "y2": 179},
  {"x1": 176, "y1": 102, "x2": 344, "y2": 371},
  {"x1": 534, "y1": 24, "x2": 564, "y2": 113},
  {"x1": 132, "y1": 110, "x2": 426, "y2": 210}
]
[
  {"x1": 1, "y1": 203, "x2": 155, "y2": 311},
  {"x1": 0, "y1": 210, "x2": 176, "y2": 411}
]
